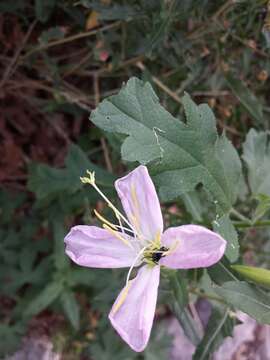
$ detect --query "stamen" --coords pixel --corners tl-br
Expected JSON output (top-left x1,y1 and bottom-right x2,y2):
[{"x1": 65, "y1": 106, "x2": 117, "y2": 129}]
[
  {"x1": 103, "y1": 224, "x2": 133, "y2": 249},
  {"x1": 114, "y1": 225, "x2": 136, "y2": 235},
  {"x1": 81, "y1": 170, "x2": 136, "y2": 234},
  {"x1": 115, "y1": 211, "x2": 125, "y2": 236},
  {"x1": 94, "y1": 209, "x2": 118, "y2": 230},
  {"x1": 111, "y1": 281, "x2": 131, "y2": 315}
]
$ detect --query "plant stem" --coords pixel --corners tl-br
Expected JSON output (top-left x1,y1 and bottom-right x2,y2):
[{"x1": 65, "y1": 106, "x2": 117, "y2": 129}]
[
  {"x1": 21, "y1": 22, "x2": 122, "y2": 59},
  {"x1": 233, "y1": 220, "x2": 270, "y2": 228},
  {"x1": 189, "y1": 288, "x2": 226, "y2": 305},
  {"x1": 230, "y1": 208, "x2": 251, "y2": 223},
  {"x1": 167, "y1": 271, "x2": 201, "y2": 345}
]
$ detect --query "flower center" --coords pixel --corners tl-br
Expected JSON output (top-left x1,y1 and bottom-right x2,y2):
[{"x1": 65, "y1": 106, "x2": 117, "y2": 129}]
[{"x1": 143, "y1": 244, "x2": 169, "y2": 266}]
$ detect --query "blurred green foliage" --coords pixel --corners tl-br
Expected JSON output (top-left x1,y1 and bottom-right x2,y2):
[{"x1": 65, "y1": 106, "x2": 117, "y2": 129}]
[{"x1": 1, "y1": 0, "x2": 270, "y2": 358}]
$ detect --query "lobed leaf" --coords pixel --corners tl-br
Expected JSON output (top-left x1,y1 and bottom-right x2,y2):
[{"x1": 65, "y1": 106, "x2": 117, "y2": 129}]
[{"x1": 90, "y1": 77, "x2": 242, "y2": 216}]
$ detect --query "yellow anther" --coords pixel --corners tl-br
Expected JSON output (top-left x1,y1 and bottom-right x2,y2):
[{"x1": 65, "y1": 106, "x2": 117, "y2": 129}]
[
  {"x1": 112, "y1": 281, "x2": 131, "y2": 315},
  {"x1": 94, "y1": 209, "x2": 118, "y2": 230},
  {"x1": 80, "y1": 170, "x2": 95, "y2": 185},
  {"x1": 86, "y1": 170, "x2": 95, "y2": 183},
  {"x1": 103, "y1": 224, "x2": 132, "y2": 248}
]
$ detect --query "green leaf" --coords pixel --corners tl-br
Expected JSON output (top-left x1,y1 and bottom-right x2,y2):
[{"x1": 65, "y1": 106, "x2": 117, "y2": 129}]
[
  {"x1": 28, "y1": 144, "x2": 115, "y2": 200},
  {"x1": 193, "y1": 308, "x2": 233, "y2": 360},
  {"x1": 168, "y1": 271, "x2": 200, "y2": 346},
  {"x1": 52, "y1": 220, "x2": 70, "y2": 271},
  {"x1": 90, "y1": 77, "x2": 242, "y2": 215},
  {"x1": 208, "y1": 259, "x2": 239, "y2": 285},
  {"x1": 213, "y1": 214, "x2": 239, "y2": 262},
  {"x1": 231, "y1": 265, "x2": 270, "y2": 288},
  {"x1": 253, "y1": 194, "x2": 270, "y2": 222},
  {"x1": 24, "y1": 281, "x2": 63, "y2": 318},
  {"x1": 61, "y1": 290, "x2": 80, "y2": 330},
  {"x1": 225, "y1": 74, "x2": 264, "y2": 124},
  {"x1": 0, "y1": 323, "x2": 26, "y2": 357},
  {"x1": 181, "y1": 192, "x2": 203, "y2": 222},
  {"x1": 242, "y1": 129, "x2": 270, "y2": 196},
  {"x1": 168, "y1": 271, "x2": 188, "y2": 309},
  {"x1": 35, "y1": 0, "x2": 55, "y2": 23},
  {"x1": 215, "y1": 281, "x2": 270, "y2": 324}
]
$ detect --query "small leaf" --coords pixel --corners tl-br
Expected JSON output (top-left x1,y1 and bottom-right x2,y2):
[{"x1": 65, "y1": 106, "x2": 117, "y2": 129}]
[
  {"x1": 28, "y1": 144, "x2": 115, "y2": 199},
  {"x1": 242, "y1": 129, "x2": 270, "y2": 196},
  {"x1": 226, "y1": 74, "x2": 264, "y2": 124},
  {"x1": 85, "y1": 10, "x2": 99, "y2": 30},
  {"x1": 231, "y1": 265, "x2": 270, "y2": 288},
  {"x1": 61, "y1": 290, "x2": 80, "y2": 330},
  {"x1": 24, "y1": 281, "x2": 63, "y2": 318},
  {"x1": 215, "y1": 281, "x2": 270, "y2": 324},
  {"x1": 253, "y1": 194, "x2": 270, "y2": 222}
]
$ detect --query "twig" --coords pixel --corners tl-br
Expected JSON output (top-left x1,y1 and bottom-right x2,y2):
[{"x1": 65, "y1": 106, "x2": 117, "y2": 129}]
[
  {"x1": 192, "y1": 90, "x2": 230, "y2": 97},
  {"x1": 187, "y1": 0, "x2": 234, "y2": 40},
  {"x1": 62, "y1": 50, "x2": 93, "y2": 78},
  {"x1": 100, "y1": 138, "x2": 113, "y2": 172},
  {"x1": 7, "y1": 78, "x2": 92, "y2": 112},
  {"x1": 217, "y1": 119, "x2": 241, "y2": 136},
  {"x1": 21, "y1": 21, "x2": 122, "y2": 59},
  {"x1": 93, "y1": 75, "x2": 113, "y2": 172},
  {"x1": 0, "y1": 20, "x2": 37, "y2": 88},
  {"x1": 77, "y1": 55, "x2": 145, "y2": 77},
  {"x1": 189, "y1": 288, "x2": 226, "y2": 305},
  {"x1": 136, "y1": 61, "x2": 182, "y2": 104}
]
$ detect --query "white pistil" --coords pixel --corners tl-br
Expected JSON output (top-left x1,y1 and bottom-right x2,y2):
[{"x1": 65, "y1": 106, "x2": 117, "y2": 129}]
[{"x1": 125, "y1": 246, "x2": 146, "y2": 287}]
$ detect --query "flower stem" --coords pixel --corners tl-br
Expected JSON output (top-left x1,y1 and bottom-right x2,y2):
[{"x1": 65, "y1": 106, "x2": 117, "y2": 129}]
[{"x1": 167, "y1": 271, "x2": 201, "y2": 346}]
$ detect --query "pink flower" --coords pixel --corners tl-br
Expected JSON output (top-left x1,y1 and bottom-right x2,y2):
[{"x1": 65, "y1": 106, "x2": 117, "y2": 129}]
[{"x1": 64, "y1": 166, "x2": 226, "y2": 352}]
